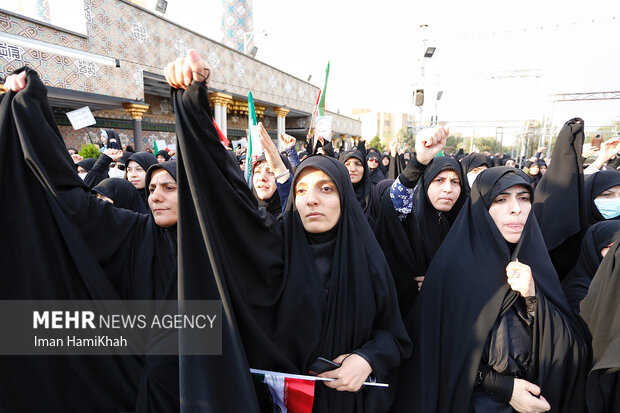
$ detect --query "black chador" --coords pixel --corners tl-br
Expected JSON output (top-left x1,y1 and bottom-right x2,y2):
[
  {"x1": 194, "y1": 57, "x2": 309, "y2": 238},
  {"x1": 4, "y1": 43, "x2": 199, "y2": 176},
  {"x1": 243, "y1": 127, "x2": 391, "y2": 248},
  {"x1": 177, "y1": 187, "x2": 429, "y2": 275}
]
[{"x1": 394, "y1": 167, "x2": 591, "y2": 413}]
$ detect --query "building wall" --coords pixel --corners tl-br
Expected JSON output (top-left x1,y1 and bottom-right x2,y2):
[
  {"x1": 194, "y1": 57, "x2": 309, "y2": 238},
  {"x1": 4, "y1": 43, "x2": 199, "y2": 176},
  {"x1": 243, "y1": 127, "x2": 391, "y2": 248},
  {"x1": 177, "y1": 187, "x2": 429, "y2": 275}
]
[
  {"x1": 1, "y1": 0, "x2": 361, "y2": 143},
  {"x1": 352, "y1": 108, "x2": 409, "y2": 142}
]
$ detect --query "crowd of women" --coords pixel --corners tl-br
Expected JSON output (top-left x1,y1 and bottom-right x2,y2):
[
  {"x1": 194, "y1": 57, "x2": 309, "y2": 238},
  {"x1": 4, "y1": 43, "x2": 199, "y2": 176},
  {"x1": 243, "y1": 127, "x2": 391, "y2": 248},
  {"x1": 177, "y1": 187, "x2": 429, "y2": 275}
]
[{"x1": 1, "y1": 49, "x2": 619, "y2": 413}]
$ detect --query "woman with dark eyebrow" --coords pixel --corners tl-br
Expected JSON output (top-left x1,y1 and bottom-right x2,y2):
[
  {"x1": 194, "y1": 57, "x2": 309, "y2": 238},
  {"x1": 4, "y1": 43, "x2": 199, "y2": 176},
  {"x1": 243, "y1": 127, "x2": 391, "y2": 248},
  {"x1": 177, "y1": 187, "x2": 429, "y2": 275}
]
[
  {"x1": 165, "y1": 50, "x2": 411, "y2": 413},
  {"x1": 394, "y1": 166, "x2": 590, "y2": 413}
]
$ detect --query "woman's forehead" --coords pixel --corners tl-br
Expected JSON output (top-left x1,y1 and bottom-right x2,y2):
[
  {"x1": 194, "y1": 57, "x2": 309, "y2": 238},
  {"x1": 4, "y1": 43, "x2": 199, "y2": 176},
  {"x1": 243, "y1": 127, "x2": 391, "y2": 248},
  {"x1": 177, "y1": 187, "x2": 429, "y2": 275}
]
[
  {"x1": 498, "y1": 184, "x2": 530, "y2": 194},
  {"x1": 434, "y1": 169, "x2": 459, "y2": 179},
  {"x1": 295, "y1": 167, "x2": 333, "y2": 185}
]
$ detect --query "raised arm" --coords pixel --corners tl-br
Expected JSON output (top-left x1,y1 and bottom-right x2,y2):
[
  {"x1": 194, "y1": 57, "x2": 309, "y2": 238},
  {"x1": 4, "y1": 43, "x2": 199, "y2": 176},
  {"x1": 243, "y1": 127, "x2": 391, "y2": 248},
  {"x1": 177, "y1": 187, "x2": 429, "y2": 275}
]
[
  {"x1": 389, "y1": 127, "x2": 449, "y2": 220},
  {"x1": 4, "y1": 68, "x2": 143, "y2": 266},
  {"x1": 166, "y1": 50, "x2": 285, "y2": 299}
]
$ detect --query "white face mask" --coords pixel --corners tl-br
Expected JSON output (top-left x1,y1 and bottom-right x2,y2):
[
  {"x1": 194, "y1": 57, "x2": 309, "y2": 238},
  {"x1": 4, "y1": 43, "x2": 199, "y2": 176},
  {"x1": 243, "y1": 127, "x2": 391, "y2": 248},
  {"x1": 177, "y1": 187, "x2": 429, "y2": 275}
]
[
  {"x1": 108, "y1": 168, "x2": 125, "y2": 179},
  {"x1": 467, "y1": 171, "x2": 480, "y2": 188},
  {"x1": 78, "y1": 172, "x2": 87, "y2": 180}
]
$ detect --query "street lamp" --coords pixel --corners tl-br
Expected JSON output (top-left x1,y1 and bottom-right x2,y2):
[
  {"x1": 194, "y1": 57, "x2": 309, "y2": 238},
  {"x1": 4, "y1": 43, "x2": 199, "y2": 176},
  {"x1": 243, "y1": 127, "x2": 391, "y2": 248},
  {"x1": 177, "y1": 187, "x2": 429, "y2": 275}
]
[{"x1": 414, "y1": 25, "x2": 436, "y2": 132}]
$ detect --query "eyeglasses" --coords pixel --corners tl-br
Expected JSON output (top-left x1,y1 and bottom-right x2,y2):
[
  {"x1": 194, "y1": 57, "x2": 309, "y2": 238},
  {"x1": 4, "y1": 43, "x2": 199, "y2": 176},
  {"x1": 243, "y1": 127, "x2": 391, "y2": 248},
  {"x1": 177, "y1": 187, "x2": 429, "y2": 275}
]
[
  {"x1": 109, "y1": 163, "x2": 126, "y2": 171},
  {"x1": 368, "y1": 159, "x2": 379, "y2": 163}
]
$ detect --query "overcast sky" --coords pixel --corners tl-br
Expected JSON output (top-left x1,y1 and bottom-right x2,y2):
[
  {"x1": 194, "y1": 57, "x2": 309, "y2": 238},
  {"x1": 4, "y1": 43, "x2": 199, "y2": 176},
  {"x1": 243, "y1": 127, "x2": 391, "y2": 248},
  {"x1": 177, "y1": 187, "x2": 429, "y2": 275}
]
[{"x1": 166, "y1": 0, "x2": 620, "y2": 141}]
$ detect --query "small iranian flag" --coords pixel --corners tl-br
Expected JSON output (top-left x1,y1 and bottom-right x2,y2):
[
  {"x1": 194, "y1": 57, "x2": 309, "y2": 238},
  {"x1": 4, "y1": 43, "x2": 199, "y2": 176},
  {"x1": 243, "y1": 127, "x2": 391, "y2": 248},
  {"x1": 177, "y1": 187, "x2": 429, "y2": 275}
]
[
  {"x1": 244, "y1": 91, "x2": 263, "y2": 187},
  {"x1": 251, "y1": 369, "x2": 315, "y2": 413},
  {"x1": 309, "y1": 61, "x2": 330, "y2": 136}
]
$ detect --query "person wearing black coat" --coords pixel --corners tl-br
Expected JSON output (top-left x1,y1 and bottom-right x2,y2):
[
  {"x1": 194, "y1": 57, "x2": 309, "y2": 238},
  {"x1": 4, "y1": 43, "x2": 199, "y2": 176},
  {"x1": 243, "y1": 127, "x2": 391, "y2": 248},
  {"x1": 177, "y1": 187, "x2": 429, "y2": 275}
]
[
  {"x1": 165, "y1": 50, "x2": 411, "y2": 413},
  {"x1": 126, "y1": 151, "x2": 158, "y2": 208},
  {"x1": 92, "y1": 177, "x2": 150, "y2": 214},
  {"x1": 580, "y1": 238, "x2": 620, "y2": 413},
  {"x1": 367, "y1": 151, "x2": 386, "y2": 185},
  {"x1": 374, "y1": 126, "x2": 465, "y2": 317},
  {"x1": 394, "y1": 166, "x2": 591, "y2": 413},
  {"x1": 561, "y1": 221, "x2": 620, "y2": 314},
  {"x1": 2, "y1": 68, "x2": 181, "y2": 412}
]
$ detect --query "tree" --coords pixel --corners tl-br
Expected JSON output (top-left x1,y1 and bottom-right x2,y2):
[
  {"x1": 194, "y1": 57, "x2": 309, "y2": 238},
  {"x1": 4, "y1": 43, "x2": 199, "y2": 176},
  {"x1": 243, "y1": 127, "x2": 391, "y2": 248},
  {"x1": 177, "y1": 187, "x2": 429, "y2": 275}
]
[
  {"x1": 396, "y1": 127, "x2": 414, "y2": 148},
  {"x1": 79, "y1": 143, "x2": 100, "y2": 159},
  {"x1": 367, "y1": 135, "x2": 385, "y2": 153}
]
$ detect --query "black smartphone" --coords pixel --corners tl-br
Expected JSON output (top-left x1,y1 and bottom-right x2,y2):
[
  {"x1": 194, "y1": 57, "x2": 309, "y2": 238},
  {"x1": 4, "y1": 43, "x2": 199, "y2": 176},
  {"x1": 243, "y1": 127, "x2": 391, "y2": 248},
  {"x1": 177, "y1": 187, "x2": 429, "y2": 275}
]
[{"x1": 308, "y1": 357, "x2": 341, "y2": 375}]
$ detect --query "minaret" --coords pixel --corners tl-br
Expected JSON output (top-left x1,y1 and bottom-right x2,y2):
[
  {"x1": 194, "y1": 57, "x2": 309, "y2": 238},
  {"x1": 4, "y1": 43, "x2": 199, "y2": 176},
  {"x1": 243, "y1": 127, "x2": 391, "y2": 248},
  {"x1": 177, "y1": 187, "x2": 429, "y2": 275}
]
[{"x1": 221, "y1": 0, "x2": 254, "y2": 52}]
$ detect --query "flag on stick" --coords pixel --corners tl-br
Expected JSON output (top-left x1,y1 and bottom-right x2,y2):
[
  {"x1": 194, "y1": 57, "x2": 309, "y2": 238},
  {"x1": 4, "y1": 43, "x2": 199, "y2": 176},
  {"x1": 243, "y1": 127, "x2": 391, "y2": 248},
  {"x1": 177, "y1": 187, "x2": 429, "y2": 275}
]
[
  {"x1": 251, "y1": 369, "x2": 315, "y2": 413},
  {"x1": 244, "y1": 91, "x2": 263, "y2": 186}
]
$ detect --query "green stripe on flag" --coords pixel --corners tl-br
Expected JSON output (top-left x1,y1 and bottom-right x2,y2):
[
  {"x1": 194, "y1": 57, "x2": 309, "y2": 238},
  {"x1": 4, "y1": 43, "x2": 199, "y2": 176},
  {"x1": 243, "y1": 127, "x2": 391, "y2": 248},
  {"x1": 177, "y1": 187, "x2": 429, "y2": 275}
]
[
  {"x1": 318, "y1": 61, "x2": 330, "y2": 116},
  {"x1": 244, "y1": 91, "x2": 258, "y2": 186}
]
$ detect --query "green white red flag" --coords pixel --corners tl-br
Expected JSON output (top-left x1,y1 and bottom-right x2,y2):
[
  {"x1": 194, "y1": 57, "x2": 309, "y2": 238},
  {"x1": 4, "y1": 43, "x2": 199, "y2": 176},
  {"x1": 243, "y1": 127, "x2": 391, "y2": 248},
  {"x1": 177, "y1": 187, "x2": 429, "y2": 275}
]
[{"x1": 309, "y1": 61, "x2": 331, "y2": 135}]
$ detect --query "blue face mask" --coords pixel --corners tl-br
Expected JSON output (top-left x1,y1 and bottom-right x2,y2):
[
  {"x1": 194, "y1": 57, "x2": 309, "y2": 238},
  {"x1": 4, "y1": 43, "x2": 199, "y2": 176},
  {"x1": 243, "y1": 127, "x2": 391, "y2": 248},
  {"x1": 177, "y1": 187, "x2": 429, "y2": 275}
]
[{"x1": 594, "y1": 198, "x2": 620, "y2": 219}]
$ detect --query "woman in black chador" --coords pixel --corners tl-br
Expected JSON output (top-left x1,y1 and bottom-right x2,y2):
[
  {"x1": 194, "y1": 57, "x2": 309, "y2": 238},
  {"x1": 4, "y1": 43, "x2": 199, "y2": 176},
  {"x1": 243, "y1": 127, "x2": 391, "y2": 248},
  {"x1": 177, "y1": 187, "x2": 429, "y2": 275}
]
[
  {"x1": 580, "y1": 238, "x2": 620, "y2": 413},
  {"x1": 374, "y1": 127, "x2": 465, "y2": 317},
  {"x1": 394, "y1": 166, "x2": 591, "y2": 413},
  {"x1": 3, "y1": 68, "x2": 181, "y2": 413},
  {"x1": 561, "y1": 220, "x2": 620, "y2": 313},
  {"x1": 165, "y1": 50, "x2": 411, "y2": 413}
]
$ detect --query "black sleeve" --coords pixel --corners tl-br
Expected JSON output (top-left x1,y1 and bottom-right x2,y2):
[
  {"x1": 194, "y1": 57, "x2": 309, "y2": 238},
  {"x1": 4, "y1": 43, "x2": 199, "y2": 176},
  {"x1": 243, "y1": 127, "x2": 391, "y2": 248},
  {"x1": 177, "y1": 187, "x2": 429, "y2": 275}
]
[
  {"x1": 399, "y1": 155, "x2": 428, "y2": 188},
  {"x1": 83, "y1": 153, "x2": 112, "y2": 189},
  {"x1": 11, "y1": 68, "x2": 144, "y2": 265},
  {"x1": 171, "y1": 79, "x2": 285, "y2": 303},
  {"x1": 476, "y1": 364, "x2": 514, "y2": 403},
  {"x1": 358, "y1": 139, "x2": 367, "y2": 161}
]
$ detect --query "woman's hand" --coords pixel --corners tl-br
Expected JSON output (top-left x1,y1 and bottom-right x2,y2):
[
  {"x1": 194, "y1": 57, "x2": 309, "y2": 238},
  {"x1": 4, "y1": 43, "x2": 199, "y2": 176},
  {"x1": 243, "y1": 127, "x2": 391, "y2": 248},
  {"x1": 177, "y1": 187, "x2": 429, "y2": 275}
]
[
  {"x1": 279, "y1": 132, "x2": 296, "y2": 150},
  {"x1": 506, "y1": 260, "x2": 535, "y2": 297},
  {"x1": 258, "y1": 123, "x2": 289, "y2": 183},
  {"x1": 509, "y1": 378, "x2": 551, "y2": 412},
  {"x1": 592, "y1": 138, "x2": 620, "y2": 168},
  {"x1": 164, "y1": 49, "x2": 212, "y2": 89},
  {"x1": 318, "y1": 353, "x2": 373, "y2": 392},
  {"x1": 415, "y1": 126, "x2": 449, "y2": 165},
  {"x1": 388, "y1": 138, "x2": 400, "y2": 158},
  {"x1": 414, "y1": 276, "x2": 425, "y2": 291},
  {"x1": 3, "y1": 71, "x2": 27, "y2": 93},
  {"x1": 104, "y1": 149, "x2": 124, "y2": 162}
]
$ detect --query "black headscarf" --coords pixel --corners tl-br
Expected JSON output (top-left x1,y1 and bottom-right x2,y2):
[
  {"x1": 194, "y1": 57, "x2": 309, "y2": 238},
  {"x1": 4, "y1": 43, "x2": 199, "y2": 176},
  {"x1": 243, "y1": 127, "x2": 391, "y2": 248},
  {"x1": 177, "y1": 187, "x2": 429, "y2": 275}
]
[
  {"x1": 92, "y1": 178, "x2": 149, "y2": 214},
  {"x1": 127, "y1": 151, "x2": 158, "y2": 172},
  {"x1": 584, "y1": 170, "x2": 620, "y2": 226},
  {"x1": 249, "y1": 154, "x2": 293, "y2": 218},
  {"x1": 380, "y1": 152, "x2": 390, "y2": 175},
  {"x1": 126, "y1": 151, "x2": 158, "y2": 207},
  {"x1": 170, "y1": 79, "x2": 411, "y2": 412},
  {"x1": 339, "y1": 145, "x2": 371, "y2": 214},
  {"x1": 374, "y1": 156, "x2": 466, "y2": 316},
  {"x1": 103, "y1": 129, "x2": 122, "y2": 150},
  {"x1": 460, "y1": 152, "x2": 491, "y2": 189},
  {"x1": 395, "y1": 166, "x2": 591, "y2": 413},
  {"x1": 367, "y1": 151, "x2": 386, "y2": 185},
  {"x1": 562, "y1": 221, "x2": 620, "y2": 313},
  {"x1": 580, "y1": 238, "x2": 620, "y2": 413},
  {"x1": 76, "y1": 157, "x2": 96, "y2": 172},
  {"x1": 156, "y1": 149, "x2": 171, "y2": 161},
  {"x1": 526, "y1": 162, "x2": 543, "y2": 188}
]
